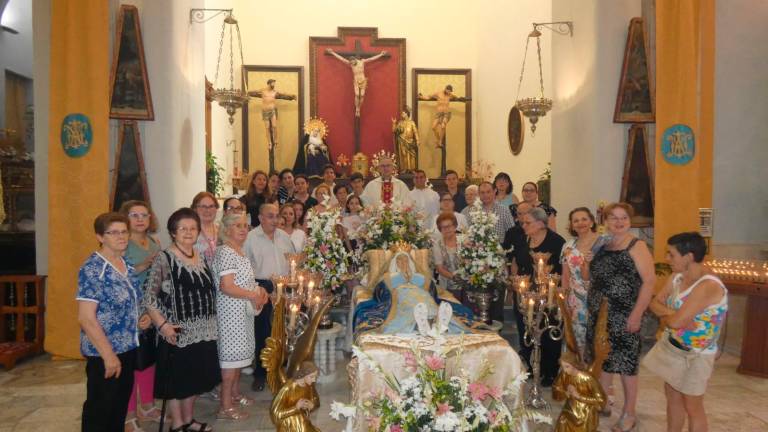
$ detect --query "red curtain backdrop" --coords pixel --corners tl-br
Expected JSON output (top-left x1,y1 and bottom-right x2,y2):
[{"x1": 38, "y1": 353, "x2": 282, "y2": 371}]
[{"x1": 311, "y1": 29, "x2": 405, "y2": 161}]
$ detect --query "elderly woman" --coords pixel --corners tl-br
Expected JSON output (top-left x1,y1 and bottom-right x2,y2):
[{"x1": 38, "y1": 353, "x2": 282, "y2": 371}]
[
  {"x1": 464, "y1": 184, "x2": 479, "y2": 208},
  {"x1": 280, "y1": 203, "x2": 307, "y2": 252},
  {"x1": 560, "y1": 207, "x2": 601, "y2": 360},
  {"x1": 213, "y1": 213, "x2": 269, "y2": 420},
  {"x1": 144, "y1": 208, "x2": 220, "y2": 432},
  {"x1": 645, "y1": 232, "x2": 727, "y2": 432},
  {"x1": 432, "y1": 212, "x2": 462, "y2": 301},
  {"x1": 242, "y1": 170, "x2": 271, "y2": 227},
  {"x1": 510, "y1": 207, "x2": 566, "y2": 387},
  {"x1": 192, "y1": 191, "x2": 219, "y2": 262},
  {"x1": 118, "y1": 201, "x2": 164, "y2": 431},
  {"x1": 430, "y1": 193, "x2": 468, "y2": 233},
  {"x1": 510, "y1": 181, "x2": 557, "y2": 229},
  {"x1": 77, "y1": 212, "x2": 148, "y2": 431},
  {"x1": 586, "y1": 202, "x2": 655, "y2": 432}
]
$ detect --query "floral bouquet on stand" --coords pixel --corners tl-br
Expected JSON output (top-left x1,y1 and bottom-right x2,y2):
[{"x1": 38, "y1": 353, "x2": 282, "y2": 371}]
[
  {"x1": 356, "y1": 201, "x2": 433, "y2": 252},
  {"x1": 330, "y1": 343, "x2": 550, "y2": 431},
  {"x1": 304, "y1": 205, "x2": 350, "y2": 296},
  {"x1": 454, "y1": 200, "x2": 508, "y2": 324}
]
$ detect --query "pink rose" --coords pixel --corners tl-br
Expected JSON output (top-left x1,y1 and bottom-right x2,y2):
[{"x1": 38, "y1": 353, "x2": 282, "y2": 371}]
[
  {"x1": 468, "y1": 382, "x2": 490, "y2": 401},
  {"x1": 437, "y1": 403, "x2": 453, "y2": 415},
  {"x1": 488, "y1": 410, "x2": 498, "y2": 424},
  {"x1": 320, "y1": 244, "x2": 330, "y2": 254},
  {"x1": 424, "y1": 354, "x2": 445, "y2": 371},
  {"x1": 488, "y1": 386, "x2": 503, "y2": 400},
  {"x1": 390, "y1": 426, "x2": 403, "y2": 432}
]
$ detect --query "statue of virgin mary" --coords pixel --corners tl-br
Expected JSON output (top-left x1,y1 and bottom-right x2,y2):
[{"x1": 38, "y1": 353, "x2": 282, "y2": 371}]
[{"x1": 353, "y1": 250, "x2": 477, "y2": 336}]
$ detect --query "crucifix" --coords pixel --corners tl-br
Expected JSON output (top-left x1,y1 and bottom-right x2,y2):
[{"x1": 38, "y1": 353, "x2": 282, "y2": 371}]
[
  {"x1": 325, "y1": 40, "x2": 390, "y2": 154},
  {"x1": 417, "y1": 84, "x2": 471, "y2": 176}
]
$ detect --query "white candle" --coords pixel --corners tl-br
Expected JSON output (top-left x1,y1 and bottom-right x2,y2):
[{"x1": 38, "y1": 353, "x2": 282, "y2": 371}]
[
  {"x1": 527, "y1": 298, "x2": 535, "y2": 323},
  {"x1": 290, "y1": 259, "x2": 297, "y2": 281},
  {"x1": 537, "y1": 257, "x2": 545, "y2": 276},
  {"x1": 313, "y1": 295, "x2": 321, "y2": 316},
  {"x1": 519, "y1": 279, "x2": 527, "y2": 293},
  {"x1": 289, "y1": 303, "x2": 299, "y2": 331},
  {"x1": 307, "y1": 280, "x2": 315, "y2": 304},
  {"x1": 548, "y1": 279, "x2": 555, "y2": 306},
  {"x1": 298, "y1": 275, "x2": 305, "y2": 297},
  {"x1": 277, "y1": 282, "x2": 284, "y2": 302}
]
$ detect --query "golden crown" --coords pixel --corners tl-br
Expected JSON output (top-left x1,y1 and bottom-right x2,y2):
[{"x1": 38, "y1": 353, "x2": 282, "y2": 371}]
[{"x1": 389, "y1": 240, "x2": 413, "y2": 254}]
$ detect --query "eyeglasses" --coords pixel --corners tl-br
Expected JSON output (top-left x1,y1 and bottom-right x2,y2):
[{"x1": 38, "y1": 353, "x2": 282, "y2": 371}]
[
  {"x1": 128, "y1": 212, "x2": 149, "y2": 219},
  {"x1": 438, "y1": 224, "x2": 456, "y2": 231},
  {"x1": 225, "y1": 206, "x2": 244, "y2": 212},
  {"x1": 176, "y1": 226, "x2": 199, "y2": 233},
  {"x1": 522, "y1": 188, "x2": 536, "y2": 193},
  {"x1": 196, "y1": 204, "x2": 218, "y2": 210},
  {"x1": 607, "y1": 215, "x2": 630, "y2": 221},
  {"x1": 104, "y1": 230, "x2": 129, "y2": 236}
]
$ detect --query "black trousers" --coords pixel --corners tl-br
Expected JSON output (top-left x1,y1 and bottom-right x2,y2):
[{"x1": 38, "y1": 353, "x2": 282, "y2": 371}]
[
  {"x1": 253, "y1": 279, "x2": 274, "y2": 379},
  {"x1": 82, "y1": 349, "x2": 136, "y2": 432}
]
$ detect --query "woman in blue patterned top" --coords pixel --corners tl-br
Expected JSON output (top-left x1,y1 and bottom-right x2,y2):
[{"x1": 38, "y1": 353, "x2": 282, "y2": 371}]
[{"x1": 77, "y1": 212, "x2": 150, "y2": 432}]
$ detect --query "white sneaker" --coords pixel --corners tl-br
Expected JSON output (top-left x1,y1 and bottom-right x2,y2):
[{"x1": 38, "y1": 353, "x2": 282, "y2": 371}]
[{"x1": 242, "y1": 367, "x2": 254, "y2": 375}]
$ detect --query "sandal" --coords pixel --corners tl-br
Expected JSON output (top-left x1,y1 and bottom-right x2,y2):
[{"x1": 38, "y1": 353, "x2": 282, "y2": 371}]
[
  {"x1": 124, "y1": 418, "x2": 145, "y2": 432},
  {"x1": 232, "y1": 394, "x2": 255, "y2": 407},
  {"x1": 185, "y1": 419, "x2": 213, "y2": 432},
  {"x1": 611, "y1": 413, "x2": 638, "y2": 432},
  {"x1": 216, "y1": 407, "x2": 250, "y2": 420},
  {"x1": 600, "y1": 392, "x2": 615, "y2": 417},
  {"x1": 168, "y1": 426, "x2": 186, "y2": 432},
  {"x1": 137, "y1": 405, "x2": 168, "y2": 423}
]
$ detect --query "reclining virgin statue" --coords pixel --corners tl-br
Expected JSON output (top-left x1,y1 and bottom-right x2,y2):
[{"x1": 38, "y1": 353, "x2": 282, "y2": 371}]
[{"x1": 353, "y1": 244, "x2": 480, "y2": 336}]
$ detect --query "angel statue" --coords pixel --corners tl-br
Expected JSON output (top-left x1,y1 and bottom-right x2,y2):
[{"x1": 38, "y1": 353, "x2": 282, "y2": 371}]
[
  {"x1": 260, "y1": 295, "x2": 334, "y2": 432},
  {"x1": 353, "y1": 243, "x2": 479, "y2": 336},
  {"x1": 552, "y1": 351, "x2": 607, "y2": 432}
]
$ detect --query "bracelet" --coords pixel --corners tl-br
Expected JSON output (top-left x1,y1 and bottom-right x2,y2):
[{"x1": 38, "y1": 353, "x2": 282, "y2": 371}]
[{"x1": 158, "y1": 320, "x2": 168, "y2": 332}]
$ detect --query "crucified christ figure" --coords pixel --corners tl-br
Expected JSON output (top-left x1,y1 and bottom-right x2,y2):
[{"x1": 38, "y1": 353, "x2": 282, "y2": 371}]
[
  {"x1": 325, "y1": 48, "x2": 389, "y2": 117},
  {"x1": 248, "y1": 79, "x2": 297, "y2": 172},
  {"x1": 417, "y1": 85, "x2": 471, "y2": 148}
]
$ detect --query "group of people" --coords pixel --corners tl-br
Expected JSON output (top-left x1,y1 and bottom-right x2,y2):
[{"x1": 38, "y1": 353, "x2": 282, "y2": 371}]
[{"x1": 77, "y1": 157, "x2": 728, "y2": 432}]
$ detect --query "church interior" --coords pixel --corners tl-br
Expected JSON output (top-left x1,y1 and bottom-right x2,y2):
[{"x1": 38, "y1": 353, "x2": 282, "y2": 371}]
[{"x1": 1, "y1": 0, "x2": 767, "y2": 431}]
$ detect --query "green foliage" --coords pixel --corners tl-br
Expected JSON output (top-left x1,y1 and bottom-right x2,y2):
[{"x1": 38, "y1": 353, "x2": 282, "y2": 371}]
[{"x1": 206, "y1": 151, "x2": 225, "y2": 196}]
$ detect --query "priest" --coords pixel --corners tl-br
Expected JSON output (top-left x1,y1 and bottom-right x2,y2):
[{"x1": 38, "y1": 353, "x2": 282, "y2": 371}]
[{"x1": 360, "y1": 156, "x2": 410, "y2": 207}]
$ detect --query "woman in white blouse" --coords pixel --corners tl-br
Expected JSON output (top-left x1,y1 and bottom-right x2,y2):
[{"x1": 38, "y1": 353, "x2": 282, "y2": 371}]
[{"x1": 279, "y1": 203, "x2": 306, "y2": 252}]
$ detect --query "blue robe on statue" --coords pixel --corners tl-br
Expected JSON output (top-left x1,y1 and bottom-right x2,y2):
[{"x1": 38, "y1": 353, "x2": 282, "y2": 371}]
[{"x1": 353, "y1": 272, "x2": 477, "y2": 336}]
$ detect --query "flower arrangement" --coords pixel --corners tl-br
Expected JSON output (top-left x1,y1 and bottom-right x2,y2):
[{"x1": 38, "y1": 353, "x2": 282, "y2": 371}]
[
  {"x1": 356, "y1": 202, "x2": 433, "y2": 252},
  {"x1": 330, "y1": 344, "x2": 550, "y2": 431},
  {"x1": 303, "y1": 205, "x2": 350, "y2": 292},
  {"x1": 455, "y1": 200, "x2": 507, "y2": 291}
]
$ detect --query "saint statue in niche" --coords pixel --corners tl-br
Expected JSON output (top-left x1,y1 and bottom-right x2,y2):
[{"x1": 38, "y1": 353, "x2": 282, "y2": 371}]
[
  {"x1": 325, "y1": 48, "x2": 389, "y2": 117},
  {"x1": 391, "y1": 106, "x2": 419, "y2": 173}
]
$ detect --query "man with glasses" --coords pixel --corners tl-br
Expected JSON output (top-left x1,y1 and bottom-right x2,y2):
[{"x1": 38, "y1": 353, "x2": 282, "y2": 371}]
[
  {"x1": 360, "y1": 156, "x2": 410, "y2": 207},
  {"x1": 243, "y1": 203, "x2": 295, "y2": 391}
]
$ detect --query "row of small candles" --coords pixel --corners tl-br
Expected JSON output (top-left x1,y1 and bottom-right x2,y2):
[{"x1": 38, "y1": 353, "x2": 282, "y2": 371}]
[{"x1": 705, "y1": 259, "x2": 768, "y2": 284}]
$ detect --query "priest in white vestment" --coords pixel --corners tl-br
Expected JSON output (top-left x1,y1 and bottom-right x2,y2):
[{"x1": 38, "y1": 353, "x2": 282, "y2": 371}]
[
  {"x1": 408, "y1": 169, "x2": 440, "y2": 228},
  {"x1": 360, "y1": 156, "x2": 410, "y2": 207}
]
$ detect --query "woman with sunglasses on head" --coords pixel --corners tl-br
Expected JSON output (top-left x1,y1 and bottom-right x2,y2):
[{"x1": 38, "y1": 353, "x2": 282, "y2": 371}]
[
  {"x1": 143, "y1": 208, "x2": 220, "y2": 432},
  {"x1": 222, "y1": 196, "x2": 246, "y2": 218},
  {"x1": 118, "y1": 201, "x2": 164, "y2": 431},
  {"x1": 192, "y1": 191, "x2": 220, "y2": 263},
  {"x1": 78, "y1": 212, "x2": 149, "y2": 432},
  {"x1": 510, "y1": 181, "x2": 557, "y2": 229}
]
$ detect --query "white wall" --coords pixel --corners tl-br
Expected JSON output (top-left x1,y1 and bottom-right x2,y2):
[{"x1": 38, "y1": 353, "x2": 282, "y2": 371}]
[
  {"x1": 205, "y1": 0, "x2": 552, "y2": 190},
  {"x1": 550, "y1": 0, "x2": 641, "y2": 233},
  {"x1": 0, "y1": 0, "x2": 33, "y2": 130},
  {"x1": 121, "y1": 0, "x2": 207, "y2": 241}
]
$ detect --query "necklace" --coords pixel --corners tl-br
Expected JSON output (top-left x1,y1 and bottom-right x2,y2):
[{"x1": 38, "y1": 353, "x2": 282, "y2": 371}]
[{"x1": 175, "y1": 244, "x2": 195, "y2": 259}]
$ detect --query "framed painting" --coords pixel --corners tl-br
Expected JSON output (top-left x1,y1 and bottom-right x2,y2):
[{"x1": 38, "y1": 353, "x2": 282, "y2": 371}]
[
  {"x1": 110, "y1": 121, "x2": 150, "y2": 211},
  {"x1": 412, "y1": 69, "x2": 472, "y2": 178},
  {"x1": 109, "y1": 5, "x2": 154, "y2": 120},
  {"x1": 241, "y1": 65, "x2": 304, "y2": 174},
  {"x1": 614, "y1": 17, "x2": 654, "y2": 123},
  {"x1": 620, "y1": 124, "x2": 654, "y2": 227}
]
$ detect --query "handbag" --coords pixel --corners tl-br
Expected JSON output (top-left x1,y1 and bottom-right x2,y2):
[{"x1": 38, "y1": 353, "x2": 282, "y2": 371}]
[{"x1": 135, "y1": 327, "x2": 157, "y2": 371}]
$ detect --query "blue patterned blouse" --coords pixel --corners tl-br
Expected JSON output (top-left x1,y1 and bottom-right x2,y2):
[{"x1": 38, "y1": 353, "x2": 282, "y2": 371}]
[{"x1": 76, "y1": 252, "x2": 142, "y2": 357}]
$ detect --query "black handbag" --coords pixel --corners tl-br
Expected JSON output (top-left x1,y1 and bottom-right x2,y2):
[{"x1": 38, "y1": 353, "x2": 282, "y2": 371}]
[{"x1": 135, "y1": 327, "x2": 157, "y2": 371}]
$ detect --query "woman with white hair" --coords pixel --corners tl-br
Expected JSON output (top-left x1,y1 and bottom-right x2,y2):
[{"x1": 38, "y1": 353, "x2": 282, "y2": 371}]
[
  {"x1": 212, "y1": 212, "x2": 269, "y2": 420},
  {"x1": 464, "y1": 184, "x2": 479, "y2": 207}
]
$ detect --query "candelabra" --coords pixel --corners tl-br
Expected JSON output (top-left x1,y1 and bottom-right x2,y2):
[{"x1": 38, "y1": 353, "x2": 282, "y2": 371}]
[
  {"x1": 272, "y1": 253, "x2": 329, "y2": 354},
  {"x1": 511, "y1": 252, "x2": 564, "y2": 410}
]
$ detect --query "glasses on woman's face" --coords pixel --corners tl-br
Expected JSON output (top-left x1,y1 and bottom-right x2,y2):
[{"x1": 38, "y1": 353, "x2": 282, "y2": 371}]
[
  {"x1": 177, "y1": 226, "x2": 199, "y2": 233},
  {"x1": 607, "y1": 215, "x2": 630, "y2": 222},
  {"x1": 438, "y1": 224, "x2": 456, "y2": 232},
  {"x1": 225, "y1": 205, "x2": 244, "y2": 213},
  {"x1": 522, "y1": 188, "x2": 536, "y2": 193},
  {"x1": 128, "y1": 212, "x2": 150, "y2": 219},
  {"x1": 104, "y1": 229, "x2": 129, "y2": 237}
]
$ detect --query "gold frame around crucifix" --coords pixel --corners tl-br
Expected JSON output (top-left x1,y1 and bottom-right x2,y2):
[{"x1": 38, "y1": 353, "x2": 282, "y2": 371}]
[{"x1": 412, "y1": 68, "x2": 472, "y2": 178}]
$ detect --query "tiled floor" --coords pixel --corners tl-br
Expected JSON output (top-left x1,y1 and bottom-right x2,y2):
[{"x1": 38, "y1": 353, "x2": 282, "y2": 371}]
[{"x1": 0, "y1": 352, "x2": 766, "y2": 431}]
